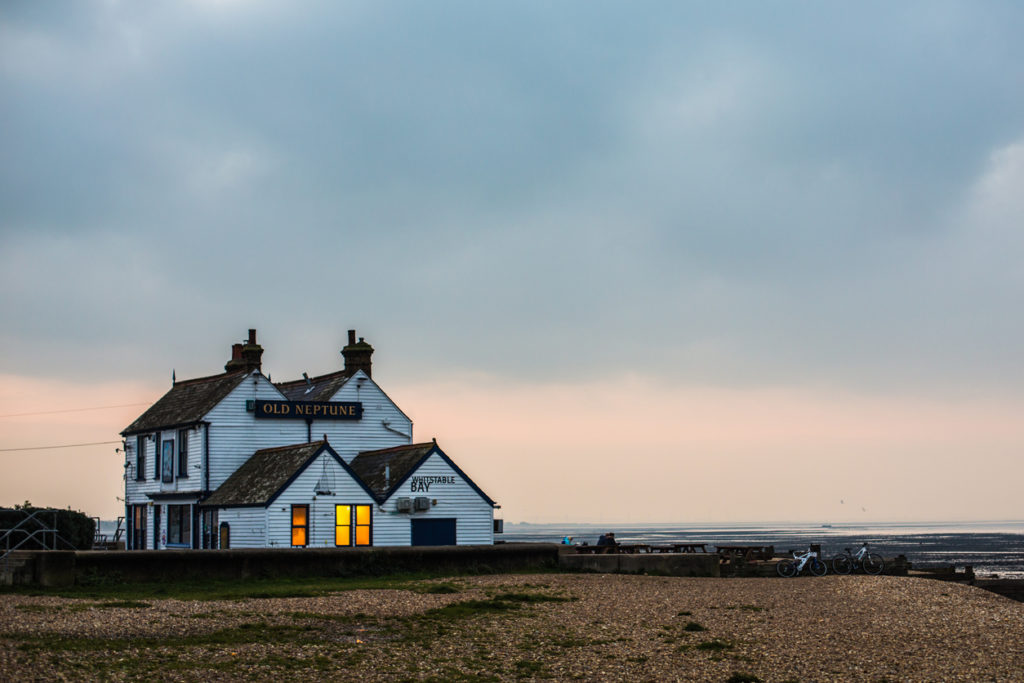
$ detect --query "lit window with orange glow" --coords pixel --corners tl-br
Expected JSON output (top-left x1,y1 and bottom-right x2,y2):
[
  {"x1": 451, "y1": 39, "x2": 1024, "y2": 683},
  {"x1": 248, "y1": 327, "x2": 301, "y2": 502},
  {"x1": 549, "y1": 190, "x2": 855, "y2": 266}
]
[
  {"x1": 335, "y1": 504, "x2": 351, "y2": 546},
  {"x1": 291, "y1": 505, "x2": 308, "y2": 547},
  {"x1": 335, "y1": 504, "x2": 372, "y2": 546},
  {"x1": 354, "y1": 505, "x2": 372, "y2": 546}
]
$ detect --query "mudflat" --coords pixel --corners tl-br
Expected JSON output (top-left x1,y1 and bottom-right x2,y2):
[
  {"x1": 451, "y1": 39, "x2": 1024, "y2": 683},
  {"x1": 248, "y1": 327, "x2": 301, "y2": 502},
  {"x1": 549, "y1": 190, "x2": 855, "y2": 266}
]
[{"x1": 1, "y1": 573, "x2": 1021, "y2": 681}]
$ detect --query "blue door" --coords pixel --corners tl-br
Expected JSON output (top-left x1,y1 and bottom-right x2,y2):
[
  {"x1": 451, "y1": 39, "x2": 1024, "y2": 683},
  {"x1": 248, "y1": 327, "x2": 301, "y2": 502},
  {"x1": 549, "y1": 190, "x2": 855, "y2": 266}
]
[{"x1": 411, "y1": 518, "x2": 457, "y2": 546}]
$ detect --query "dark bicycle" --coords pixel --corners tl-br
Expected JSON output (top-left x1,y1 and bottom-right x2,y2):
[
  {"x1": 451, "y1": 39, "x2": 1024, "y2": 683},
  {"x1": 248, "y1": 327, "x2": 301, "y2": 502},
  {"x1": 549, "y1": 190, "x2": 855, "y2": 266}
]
[{"x1": 831, "y1": 542, "x2": 884, "y2": 575}]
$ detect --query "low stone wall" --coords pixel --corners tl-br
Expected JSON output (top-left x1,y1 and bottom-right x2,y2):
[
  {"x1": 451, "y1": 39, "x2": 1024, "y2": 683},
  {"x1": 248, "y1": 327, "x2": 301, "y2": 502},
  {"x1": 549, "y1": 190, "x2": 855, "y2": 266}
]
[
  {"x1": 559, "y1": 552, "x2": 721, "y2": 577},
  {"x1": 11, "y1": 543, "x2": 561, "y2": 587}
]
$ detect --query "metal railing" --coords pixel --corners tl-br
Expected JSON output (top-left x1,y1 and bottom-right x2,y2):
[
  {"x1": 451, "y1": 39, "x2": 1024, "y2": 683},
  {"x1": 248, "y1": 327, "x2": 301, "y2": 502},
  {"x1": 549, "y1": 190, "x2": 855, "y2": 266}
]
[{"x1": 1, "y1": 510, "x2": 77, "y2": 572}]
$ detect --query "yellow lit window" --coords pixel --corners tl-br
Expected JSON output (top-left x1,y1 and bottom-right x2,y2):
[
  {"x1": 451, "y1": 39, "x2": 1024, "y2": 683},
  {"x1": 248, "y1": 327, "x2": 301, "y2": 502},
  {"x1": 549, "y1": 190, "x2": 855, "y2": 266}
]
[
  {"x1": 355, "y1": 505, "x2": 371, "y2": 546},
  {"x1": 335, "y1": 505, "x2": 351, "y2": 546},
  {"x1": 291, "y1": 505, "x2": 308, "y2": 547},
  {"x1": 335, "y1": 504, "x2": 372, "y2": 546}
]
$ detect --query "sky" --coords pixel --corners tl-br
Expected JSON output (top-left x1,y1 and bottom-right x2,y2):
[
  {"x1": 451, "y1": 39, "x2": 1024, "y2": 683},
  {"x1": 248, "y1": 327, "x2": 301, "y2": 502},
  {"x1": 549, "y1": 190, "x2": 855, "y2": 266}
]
[{"x1": 2, "y1": 1, "x2": 1023, "y2": 524}]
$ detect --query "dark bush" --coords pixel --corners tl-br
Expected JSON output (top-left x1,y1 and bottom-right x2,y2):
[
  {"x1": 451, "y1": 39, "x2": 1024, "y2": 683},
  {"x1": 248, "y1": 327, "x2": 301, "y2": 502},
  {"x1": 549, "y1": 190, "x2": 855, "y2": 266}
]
[{"x1": 0, "y1": 504, "x2": 95, "y2": 550}]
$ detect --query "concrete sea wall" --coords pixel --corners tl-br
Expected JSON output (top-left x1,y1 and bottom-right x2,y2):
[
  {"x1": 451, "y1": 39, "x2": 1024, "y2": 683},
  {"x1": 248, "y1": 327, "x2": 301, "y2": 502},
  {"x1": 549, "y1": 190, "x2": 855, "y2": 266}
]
[{"x1": 7, "y1": 544, "x2": 561, "y2": 587}]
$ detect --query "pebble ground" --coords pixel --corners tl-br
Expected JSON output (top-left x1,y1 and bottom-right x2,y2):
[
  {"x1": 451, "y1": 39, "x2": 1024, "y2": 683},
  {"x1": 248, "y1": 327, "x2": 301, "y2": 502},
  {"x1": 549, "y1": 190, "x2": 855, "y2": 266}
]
[{"x1": 1, "y1": 574, "x2": 1022, "y2": 681}]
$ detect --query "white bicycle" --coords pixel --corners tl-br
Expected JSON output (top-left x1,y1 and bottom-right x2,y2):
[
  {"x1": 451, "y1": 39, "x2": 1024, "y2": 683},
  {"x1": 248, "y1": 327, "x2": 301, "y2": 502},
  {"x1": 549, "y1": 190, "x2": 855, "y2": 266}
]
[{"x1": 777, "y1": 546, "x2": 828, "y2": 578}]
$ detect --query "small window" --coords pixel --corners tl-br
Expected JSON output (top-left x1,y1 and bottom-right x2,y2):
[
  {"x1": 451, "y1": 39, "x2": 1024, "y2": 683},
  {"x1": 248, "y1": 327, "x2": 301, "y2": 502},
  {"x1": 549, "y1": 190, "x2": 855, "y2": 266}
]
[
  {"x1": 335, "y1": 504, "x2": 372, "y2": 547},
  {"x1": 161, "y1": 438, "x2": 175, "y2": 483},
  {"x1": 219, "y1": 522, "x2": 230, "y2": 549},
  {"x1": 177, "y1": 429, "x2": 189, "y2": 478},
  {"x1": 154, "y1": 433, "x2": 162, "y2": 479},
  {"x1": 135, "y1": 436, "x2": 145, "y2": 481},
  {"x1": 291, "y1": 505, "x2": 308, "y2": 547}
]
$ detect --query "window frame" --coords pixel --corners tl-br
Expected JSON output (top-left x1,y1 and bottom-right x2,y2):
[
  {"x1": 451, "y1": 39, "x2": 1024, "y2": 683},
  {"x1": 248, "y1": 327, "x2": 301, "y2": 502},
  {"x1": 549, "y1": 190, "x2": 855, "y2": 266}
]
[
  {"x1": 177, "y1": 429, "x2": 189, "y2": 478},
  {"x1": 291, "y1": 504, "x2": 309, "y2": 547},
  {"x1": 153, "y1": 433, "x2": 162, "y2": 480},
  {"x1": 161, "y1": 438, "x2": 175, "y2": 483},
  {"x1": 335, "y1": 503, "x2": 372, "y2": 547},
  {"x1": 166, "y1": 504, "x2": 191, "y2": 547},
  {"x1": 131, "y1": 504, "x2": 147, "y2": 550},
  {"x1": 135, "y1": 435, "x2": 146, "y2": 481}
]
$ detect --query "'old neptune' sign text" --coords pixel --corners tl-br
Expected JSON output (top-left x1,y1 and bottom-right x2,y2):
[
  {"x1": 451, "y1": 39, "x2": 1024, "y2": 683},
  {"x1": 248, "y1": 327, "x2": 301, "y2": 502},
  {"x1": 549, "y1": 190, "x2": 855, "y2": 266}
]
[{"x1": 252, "y1": 399, "x2": 363, "y2": 420}]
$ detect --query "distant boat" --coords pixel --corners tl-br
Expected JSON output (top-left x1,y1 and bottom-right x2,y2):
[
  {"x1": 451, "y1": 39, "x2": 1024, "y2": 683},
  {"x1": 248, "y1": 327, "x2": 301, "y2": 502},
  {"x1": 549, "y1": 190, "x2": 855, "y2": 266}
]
[{"x1": 821, "y1": 524, "x2": 833, "y2": 528}]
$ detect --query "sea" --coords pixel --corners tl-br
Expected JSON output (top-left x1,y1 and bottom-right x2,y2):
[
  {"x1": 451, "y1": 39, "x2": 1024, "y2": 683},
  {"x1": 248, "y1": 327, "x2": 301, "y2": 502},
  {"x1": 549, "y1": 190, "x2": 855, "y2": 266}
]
[{"x1": 500, "y1": 520, "x2": 1024, "y2": 579}]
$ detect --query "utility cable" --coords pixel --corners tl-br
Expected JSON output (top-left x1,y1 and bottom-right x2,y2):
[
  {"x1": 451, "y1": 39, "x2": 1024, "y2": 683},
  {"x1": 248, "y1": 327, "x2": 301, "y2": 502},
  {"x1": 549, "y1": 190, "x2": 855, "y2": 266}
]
[
  {"x1": 0, "y1": 440, "x2": 121, "y2": 452},
  {"x1": 0, "y1": 402, "x2": 151, "y2": 419}
]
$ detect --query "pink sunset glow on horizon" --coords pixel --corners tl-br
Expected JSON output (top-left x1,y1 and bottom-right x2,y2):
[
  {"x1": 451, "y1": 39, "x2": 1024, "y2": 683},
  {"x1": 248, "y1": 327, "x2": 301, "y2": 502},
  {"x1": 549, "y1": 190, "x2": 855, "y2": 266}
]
[{"x1": 3, "y1": 371, "x2": 1022, "y2": 524}]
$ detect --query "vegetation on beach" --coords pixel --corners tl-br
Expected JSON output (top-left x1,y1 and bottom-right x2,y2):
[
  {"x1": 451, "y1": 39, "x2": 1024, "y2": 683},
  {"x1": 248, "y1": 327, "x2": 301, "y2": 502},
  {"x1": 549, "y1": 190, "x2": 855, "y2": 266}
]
[
  {"x1": 0, "y1": 569, "x2": 535, "y2": 602},
  {"x1": 1, "y1": 580, "x2": 581, "y2": 680}
]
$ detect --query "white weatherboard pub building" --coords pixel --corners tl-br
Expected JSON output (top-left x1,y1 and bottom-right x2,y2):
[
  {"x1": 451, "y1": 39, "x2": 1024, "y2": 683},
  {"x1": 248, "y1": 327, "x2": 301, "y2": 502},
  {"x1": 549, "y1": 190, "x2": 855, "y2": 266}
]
[{"x1": 121, "y1": 330, "x2": 497, "y2": 550}]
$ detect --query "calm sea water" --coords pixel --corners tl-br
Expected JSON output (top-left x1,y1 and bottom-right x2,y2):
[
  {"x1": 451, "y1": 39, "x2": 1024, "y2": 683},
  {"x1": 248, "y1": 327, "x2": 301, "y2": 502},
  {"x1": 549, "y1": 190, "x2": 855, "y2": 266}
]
[{"x1": 500, "y1": 521, "x2": 1024, "y2": 579}]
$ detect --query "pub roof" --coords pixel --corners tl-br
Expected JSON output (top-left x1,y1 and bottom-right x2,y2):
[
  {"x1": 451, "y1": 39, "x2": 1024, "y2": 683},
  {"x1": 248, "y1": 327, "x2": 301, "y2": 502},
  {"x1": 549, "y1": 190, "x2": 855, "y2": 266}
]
[
  {"x1": 201, "y1": 440, "x2": 375, "y2": 508},
  {"x1": 121, "y1": 371, "x2": 250, "y2": 436},
  {"x1": 274, "y1": 370, "x2": 351, "y2": 402},
  {"x1": 349, "y1": 442, "x2": 497, "y2": 506}
]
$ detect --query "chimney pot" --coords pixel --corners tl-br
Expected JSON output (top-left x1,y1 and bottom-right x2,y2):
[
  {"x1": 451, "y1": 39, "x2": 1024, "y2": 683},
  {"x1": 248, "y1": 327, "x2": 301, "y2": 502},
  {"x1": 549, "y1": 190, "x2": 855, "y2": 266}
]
[
  {"x1": 341, "y1": 330, "x2": 373, "y2": 378},
  {"x1": 248, "y1": 329, "x2": 257, "y2": 344},
  {"x1": 232, "y1": 343, "x2": 242, "y2": 360}
]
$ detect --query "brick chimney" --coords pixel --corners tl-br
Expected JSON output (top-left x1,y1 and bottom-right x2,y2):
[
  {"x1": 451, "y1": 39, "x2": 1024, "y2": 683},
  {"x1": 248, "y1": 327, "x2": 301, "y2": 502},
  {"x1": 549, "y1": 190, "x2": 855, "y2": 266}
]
[
  {"x1": 225, "y1": 329, "x2": 264, "y2": 373},
  {"x1": 341, "y1": 329, "x2": 373, "y2": 378}
]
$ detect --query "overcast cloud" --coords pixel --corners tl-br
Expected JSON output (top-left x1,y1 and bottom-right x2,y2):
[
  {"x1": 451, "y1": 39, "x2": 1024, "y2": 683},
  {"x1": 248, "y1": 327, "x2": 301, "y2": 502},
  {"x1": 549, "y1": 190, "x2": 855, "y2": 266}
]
[{"x1": 3, "y1": 1, "x2": 1024, "y2": 395}]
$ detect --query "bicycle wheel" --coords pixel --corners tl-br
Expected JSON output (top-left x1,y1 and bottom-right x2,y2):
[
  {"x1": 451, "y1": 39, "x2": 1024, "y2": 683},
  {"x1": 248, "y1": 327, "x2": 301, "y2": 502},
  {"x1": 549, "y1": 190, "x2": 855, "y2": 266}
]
[
  {"x1": 809, "y1": 558, "x2": 827, "y2": 576},
  {"x1": 863, "y1": 553, "x2": 885, "y2": 575},
  {"x1": 831, "y1": 555, "x2": 852, "y2": 575},
  {"x1": 777, "y1": 559, "x2": 798, "y2": 578}
]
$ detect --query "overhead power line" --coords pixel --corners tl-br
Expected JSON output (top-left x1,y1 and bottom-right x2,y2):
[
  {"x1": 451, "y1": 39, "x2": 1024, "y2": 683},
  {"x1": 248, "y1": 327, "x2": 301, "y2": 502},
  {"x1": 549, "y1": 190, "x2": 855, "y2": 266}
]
[
  {"x1": 0, "y1": 440, "x2": 121, "y2": 453},
  {"x1": 0, "y1": 402, "x2": 151, "y2": 419}
]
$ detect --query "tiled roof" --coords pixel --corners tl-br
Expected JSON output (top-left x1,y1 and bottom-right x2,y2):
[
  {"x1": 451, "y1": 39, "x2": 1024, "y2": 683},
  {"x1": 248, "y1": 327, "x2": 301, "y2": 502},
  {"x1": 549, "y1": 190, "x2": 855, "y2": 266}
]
[
  {"x1": 274, "y1": 370, "x2": 350, "y2": 402},
  {"x1": 348, "y1": 443, "x2": 437, "y2": 499},
  {"x1": 202, "y1": 441, "x2": 327, "y2": 507},
  {"x1": 122, "y1": 371, "x2": 249, "y2": 435}
]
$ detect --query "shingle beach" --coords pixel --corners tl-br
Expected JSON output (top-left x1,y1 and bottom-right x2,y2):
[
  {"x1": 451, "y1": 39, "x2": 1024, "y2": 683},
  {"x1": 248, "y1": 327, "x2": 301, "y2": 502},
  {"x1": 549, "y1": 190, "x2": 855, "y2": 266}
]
[{"x1": 2, "y1": 574, "x2": 1022, "y2": 681}]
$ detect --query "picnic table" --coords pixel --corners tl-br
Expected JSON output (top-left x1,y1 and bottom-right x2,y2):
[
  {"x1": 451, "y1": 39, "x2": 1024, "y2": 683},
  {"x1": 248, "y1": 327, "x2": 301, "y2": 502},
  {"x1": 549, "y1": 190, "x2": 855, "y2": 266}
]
[{"x1": 573, "y1": 543, "x2": 708, "y2": 555}]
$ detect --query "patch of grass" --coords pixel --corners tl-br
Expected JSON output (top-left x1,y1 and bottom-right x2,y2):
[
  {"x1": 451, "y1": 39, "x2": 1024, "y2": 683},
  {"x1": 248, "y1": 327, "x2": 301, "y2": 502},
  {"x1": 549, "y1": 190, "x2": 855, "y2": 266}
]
[
  {"x1": 626, "y1": 655, "x2": 649, "y2": 663},
  {"x1": 285, "y1": 611, "x2": 373, "y2": 624},
  {"x1": 726, "y1": 673, "x2": 762, "y2": 682},
  {"x1": 420, "y1": 667, "x2": 501, "y2": 682},
  {"x1": 14, "y1": 604, "x2": 60, "y2": 613},
  {"x1": 94, "y1": 600, "x2": 151, "y2": 609},
  {"x1": 551, "y1": 636, "x2": 622, "y2": 648},
  {"x1": 695, "y1": 639, "x2": 734, "y2": 652},
  {"x1": 8, "y1": 622, "x2": 322, "y2": 655},
  {"x1": 0, "y1": 570, "x2": 488, "y2": 602},
  {"x1": 513, "y1": 660, "x2": 546, "y2": 678},
  {"x1": 683, "y1": 621, "x2": 707, "y2": 632},
  {"x1": 418, "y1": 582, "x2": 462, "y2": 594}
]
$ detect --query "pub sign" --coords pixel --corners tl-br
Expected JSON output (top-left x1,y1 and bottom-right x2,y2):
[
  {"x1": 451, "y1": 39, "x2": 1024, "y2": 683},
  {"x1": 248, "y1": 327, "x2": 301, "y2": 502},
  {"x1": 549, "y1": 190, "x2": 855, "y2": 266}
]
[{"x1": 249, "y1": 399, "x2": 363, "y2": 420}]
